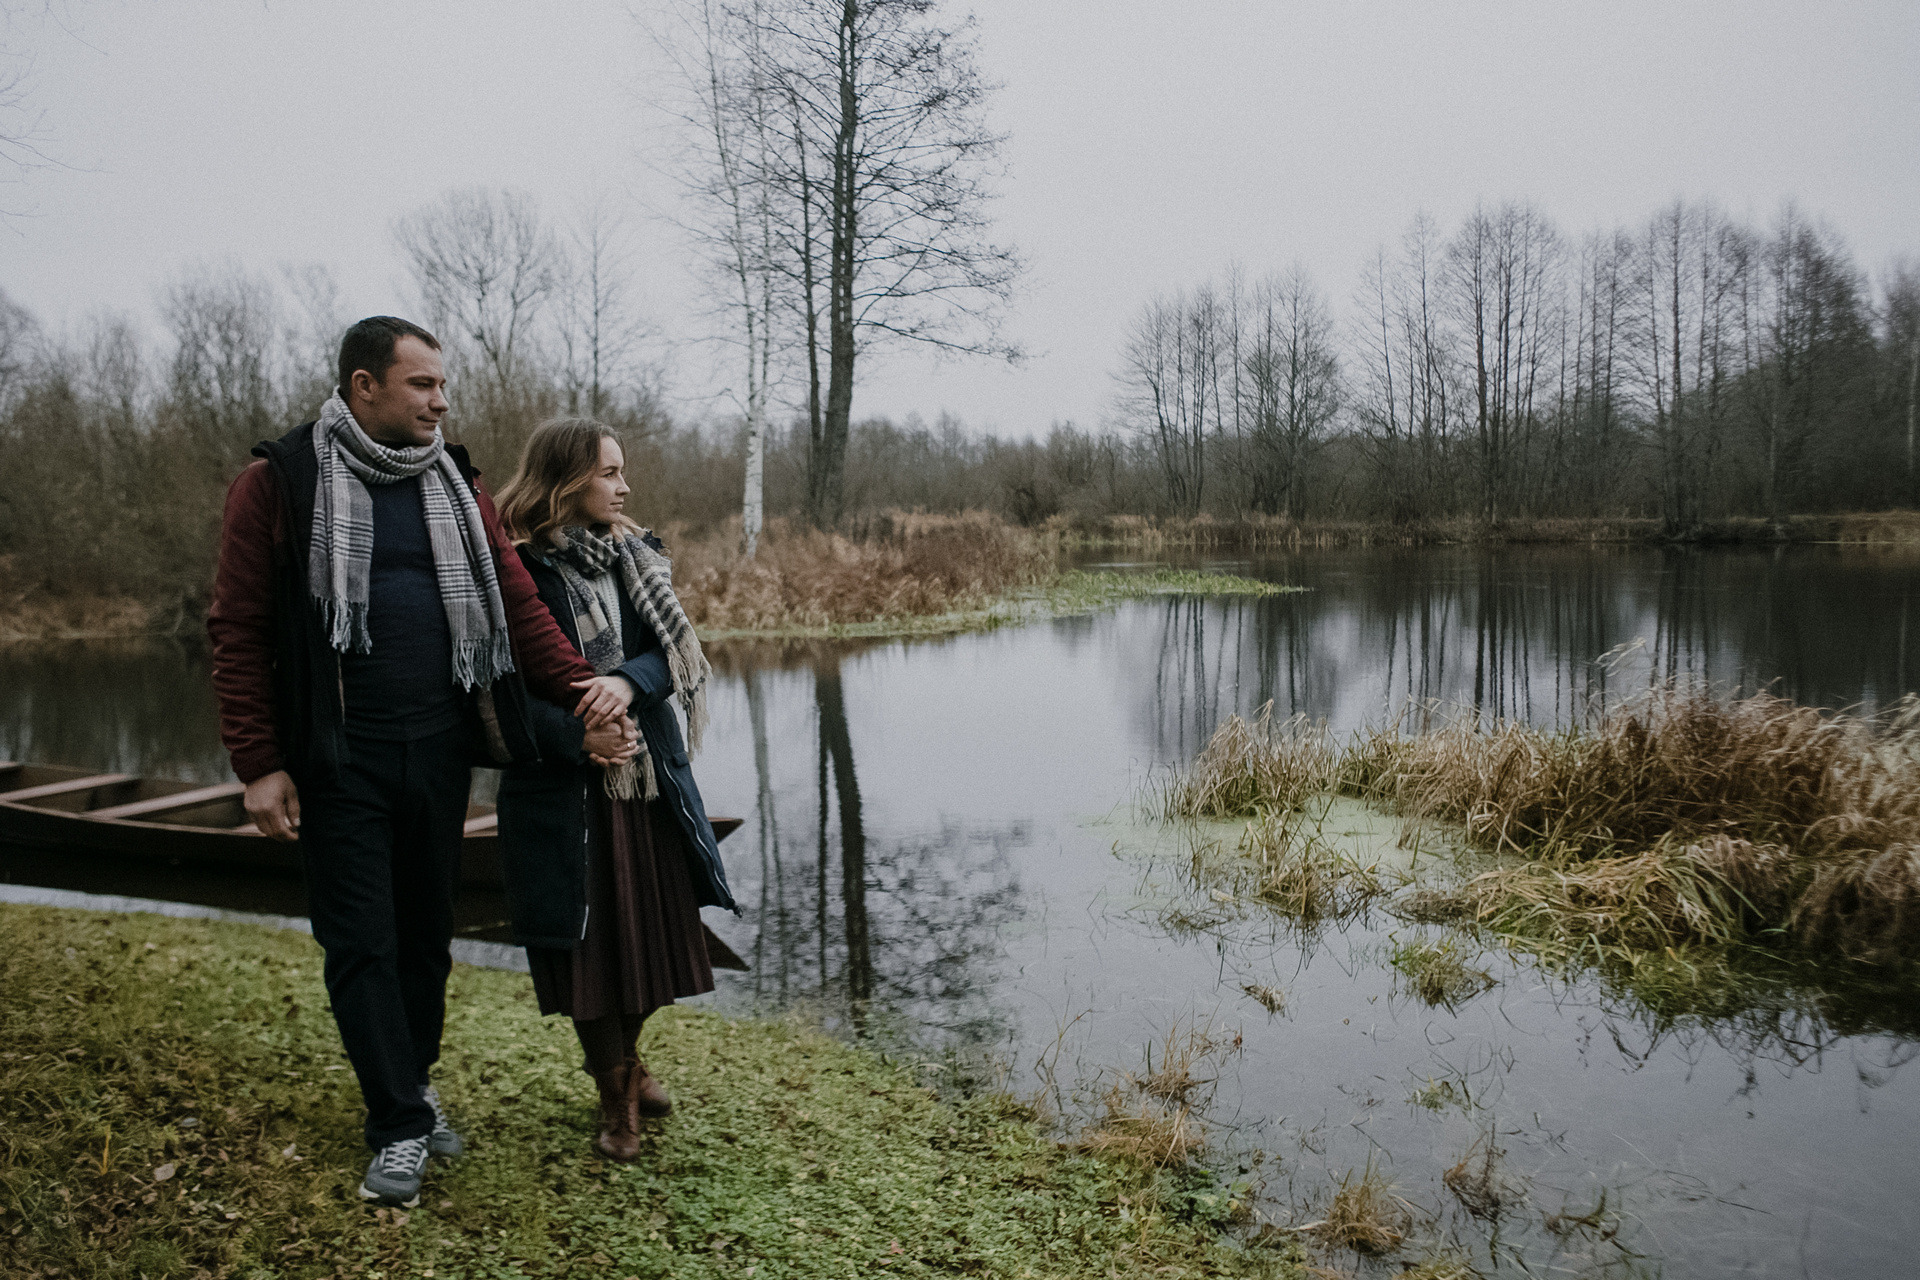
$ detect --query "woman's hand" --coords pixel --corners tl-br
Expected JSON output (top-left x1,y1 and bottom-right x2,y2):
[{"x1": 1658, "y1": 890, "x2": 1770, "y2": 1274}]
[
  {"x1": 571, "y1": 674, "x2": 634, "y2": 729},
  {"x1": 583, "y1": 715, "x2": 640, "y2": 768}
]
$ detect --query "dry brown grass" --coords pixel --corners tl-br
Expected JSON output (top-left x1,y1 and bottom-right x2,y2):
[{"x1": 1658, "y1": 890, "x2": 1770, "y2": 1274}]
[
  {"x1": 1156, "y1": 703, "x2": 1338, "y2": 820},
  {"x1": 1073, "y1": 1020, "x2": 1240, "y2": 1170},
  {"x1": 0, "y1": 589, "x2": 181, "y2": 641},
  {"x1": 1355, "y1": 690, "x2": 1920, "y2": 960},
  {"x1": 1309, "y1": 1161, "x2": 1412, "y2": 1256},
  {"x1": 1239, "y1": 810, "x2": 1389, "y2": 921},
  {"x1": 670, "y1": 510, "x2": 1056, "y2": 634}
]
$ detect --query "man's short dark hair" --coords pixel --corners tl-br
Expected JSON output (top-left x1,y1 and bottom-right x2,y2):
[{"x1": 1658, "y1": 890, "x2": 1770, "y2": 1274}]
[{"x1": 337, "y1": 316, "x2": 441, "y2": 398}]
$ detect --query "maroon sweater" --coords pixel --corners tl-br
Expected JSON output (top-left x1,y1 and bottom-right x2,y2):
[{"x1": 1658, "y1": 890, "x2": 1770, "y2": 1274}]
[{"x1": 208, "y1": 459, "x2": 597, "y2": 784}]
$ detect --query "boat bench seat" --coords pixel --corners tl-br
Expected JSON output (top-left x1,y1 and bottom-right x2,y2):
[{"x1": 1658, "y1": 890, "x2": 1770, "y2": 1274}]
[
  {"x1": 90, "y1": 782, "x2": 247, "y2": 822},
  {"x1": 0, "y1": 774, "x2": 136, "y2": 803}
]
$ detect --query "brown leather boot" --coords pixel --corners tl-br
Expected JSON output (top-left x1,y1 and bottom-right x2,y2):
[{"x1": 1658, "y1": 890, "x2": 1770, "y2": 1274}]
[
  {"x1": 631, "y1": 1061, "x2": 673, "y2": 1118},
  {"x1": 590, "y1": 1062, "x2": 642, "y2": 1161}
]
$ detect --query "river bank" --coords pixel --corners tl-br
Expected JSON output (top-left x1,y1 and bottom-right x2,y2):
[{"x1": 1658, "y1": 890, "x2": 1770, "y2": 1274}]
[
  {"x1": 1051, "y1": 508, "x2": 1920, "y2": 550},
  {"x1": 9, "y1": 507, "x2": 1919, "y2": 643},
  {"x1": 0, "y1": 904, "x2": 1302, "y2": 1280}
]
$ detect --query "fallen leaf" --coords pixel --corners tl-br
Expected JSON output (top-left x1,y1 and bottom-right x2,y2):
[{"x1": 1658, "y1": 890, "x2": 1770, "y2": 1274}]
[
  {"x1": 281, "y1": 1143, "x2": 299, "y2": 1159},
  {"x1": 152, "y1": 1163, "x2": 176, "y2": 1182}
]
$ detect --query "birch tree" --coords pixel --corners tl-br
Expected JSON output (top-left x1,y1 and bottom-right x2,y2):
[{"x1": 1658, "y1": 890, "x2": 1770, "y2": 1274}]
[{"x1": 655, "y1": 0, "x2": 784, "y2": 554}]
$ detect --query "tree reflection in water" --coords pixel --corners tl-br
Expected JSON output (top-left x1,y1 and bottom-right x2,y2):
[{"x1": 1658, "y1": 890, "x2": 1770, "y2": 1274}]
[
  {"x1": 0, "y1": 640, "x2": 228, "y2": 781},
  {"x1": 726, "y1": 651, "x2": 1022, "y2": 1060},
  {"x1": 1129, "y1": 546, "x2": 1920, "y2": 758}
]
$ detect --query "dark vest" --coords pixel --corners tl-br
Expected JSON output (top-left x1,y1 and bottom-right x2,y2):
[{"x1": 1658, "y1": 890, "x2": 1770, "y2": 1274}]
[{"x1": 252, "y1": 422, "x2": 541, "y2": 781}]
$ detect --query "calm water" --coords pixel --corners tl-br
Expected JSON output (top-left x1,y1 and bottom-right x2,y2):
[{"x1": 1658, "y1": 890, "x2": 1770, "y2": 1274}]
[{"x1": 5, "y1": 545, "x2": 1919, "y2": 1279}]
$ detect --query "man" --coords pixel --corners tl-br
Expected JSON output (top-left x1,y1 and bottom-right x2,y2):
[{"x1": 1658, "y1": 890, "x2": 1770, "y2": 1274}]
[{"x1": 208, "y1": 317, "x2": 636, "y2": 1207}]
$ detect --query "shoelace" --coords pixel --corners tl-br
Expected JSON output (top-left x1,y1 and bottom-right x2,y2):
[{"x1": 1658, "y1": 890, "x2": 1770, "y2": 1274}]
[
  {"x1": 421, "y1": 1086, "x2": 452, "y2": 1134},
  {"x1": 375, "y1": 1135, "x2": 429, "y2": 1174}
]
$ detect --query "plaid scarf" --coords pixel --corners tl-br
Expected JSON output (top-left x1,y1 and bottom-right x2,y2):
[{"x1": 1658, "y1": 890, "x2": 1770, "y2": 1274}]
[
  {"x1": 548, "y1": 525, "x2": 710, "y2": 801},
  {"x1": 308, "y1": 394, "x2": 515, "y2": 689}
]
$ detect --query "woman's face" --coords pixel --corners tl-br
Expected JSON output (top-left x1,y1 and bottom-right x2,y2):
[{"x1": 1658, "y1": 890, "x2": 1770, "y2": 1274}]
[{"x1": 575, "y1": 435, "x2": 630, "y2": 527}]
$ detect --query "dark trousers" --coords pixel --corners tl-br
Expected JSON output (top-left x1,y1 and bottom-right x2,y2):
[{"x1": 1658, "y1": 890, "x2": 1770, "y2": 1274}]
[{"x1": 297, "y1": 728, "x2": 470, "y2": 1149}]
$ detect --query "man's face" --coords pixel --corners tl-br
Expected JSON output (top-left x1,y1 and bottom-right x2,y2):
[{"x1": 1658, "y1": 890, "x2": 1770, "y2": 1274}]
[{"x1": 350, "y1": 336, "x2": 449, "y2": 447}]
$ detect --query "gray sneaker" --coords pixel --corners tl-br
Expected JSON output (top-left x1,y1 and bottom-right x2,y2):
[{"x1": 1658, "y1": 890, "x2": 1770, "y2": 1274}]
[
  {"x1": 421, "y1": 1085, "x2": 465, "y2": 1158},
  {"x1": 359, "y1": 1135, "x2": 430, "y2": 1207}
]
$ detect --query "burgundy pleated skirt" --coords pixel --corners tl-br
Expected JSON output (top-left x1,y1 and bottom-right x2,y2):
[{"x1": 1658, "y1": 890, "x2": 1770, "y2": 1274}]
[{"x1": 526, "y1": 789, "x2": 714, "y2": 1021}]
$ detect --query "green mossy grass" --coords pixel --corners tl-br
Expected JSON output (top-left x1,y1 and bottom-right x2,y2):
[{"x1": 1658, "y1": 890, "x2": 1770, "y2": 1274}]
[{"x1": 0, "y1": 904, "x2": 1302, "y2": 1280}]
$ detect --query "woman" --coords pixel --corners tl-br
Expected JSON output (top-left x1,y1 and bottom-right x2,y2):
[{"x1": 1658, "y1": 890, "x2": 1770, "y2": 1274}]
[{"x1": 492, "y1": 418, "x2": 737, "y2": 1162}]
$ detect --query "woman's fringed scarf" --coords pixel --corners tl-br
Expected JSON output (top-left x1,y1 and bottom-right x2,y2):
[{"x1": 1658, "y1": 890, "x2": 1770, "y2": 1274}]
[
  {"x1": 548, "y1": 525, "x2": 710, "y2": 801},
  {"x1": 308, "y1": 394, "x2": 516, "y2": 688}
]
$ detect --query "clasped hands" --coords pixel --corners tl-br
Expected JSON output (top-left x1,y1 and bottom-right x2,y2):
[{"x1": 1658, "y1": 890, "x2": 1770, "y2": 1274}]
[
  {"x1": 582, "y1": 713, "x2": 640, "y2": 768},
  {"x1": 571, "y1": 674, "x2": 640, "y2": 769}
]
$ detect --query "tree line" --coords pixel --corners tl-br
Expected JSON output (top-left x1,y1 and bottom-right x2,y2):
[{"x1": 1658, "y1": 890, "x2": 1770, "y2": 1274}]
[{"x1": 1114, "y1": 202, "x2": 1920, "y2": 529}]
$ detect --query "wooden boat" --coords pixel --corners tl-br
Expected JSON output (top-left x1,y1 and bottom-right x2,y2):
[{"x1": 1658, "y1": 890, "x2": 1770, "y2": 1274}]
[{"x1": 0, "y1": 761, "x2": 745, "y2": 894}]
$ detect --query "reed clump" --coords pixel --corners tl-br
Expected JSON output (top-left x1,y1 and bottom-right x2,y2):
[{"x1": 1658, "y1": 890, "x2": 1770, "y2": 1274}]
[
  {"x1": 674, "y1": 511, "x2": 1056, "y2": 634},
  {"x1": 1389, "y1": 936, "x2": 1495, "y2": 1009},
  {"x1": 1239, "y1": 809, "x2": 1389, "y2": 921},
  {"x1": 1073, "y1": 1020, "x2": 1240, "y2": 1170},
  {"x1": 1156, "y1": 703, "x2": 1337, "y2": 820},
  {"x1": 1357, "y1": 690, "x2": 1920, "y2": 961},
  {"x1": 1311, "y1": 1161, "x2": 1411, "y2": 1256}
]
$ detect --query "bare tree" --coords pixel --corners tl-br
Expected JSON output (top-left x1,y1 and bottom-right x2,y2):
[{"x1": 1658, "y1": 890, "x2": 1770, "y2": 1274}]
[
  {"x1": 745, "y1": 0, "x2": 1023, "y2": 527},
  {"x1": 1351, "y1": 214, "x2": 1457, "y2": 520},
  {"x1": 156, "y1": 262, "x2": 281, "y2": 459},
  {"x1": 1113, "y1": 288, "x2": 1215, "y2": 515},
  {"x1": 1748, "y1": 206, "x2": 1871, "y2": 519},
  {"x1": 1886, "y1": 260, "x2": 1920, "y2": 506},
  {"x1": 0, "y1": 1, "x2": 62, "y2": 213},
  {"x1": 393, "y1": 187, "x2": 560, "y2": 397},
  {"x1": 278, "y1": 262, "x2": 345, "y2": 412},
  {"x1": 1625, "y1": 201, "x2": 1749, "y2": 529},
  {"x1": 0, "y1": 284, "x2": 36, "y2": 412},
  {"x1": 1242, "y1": 265, "x2": 1340, "y2": 518},
  {"x1": 555, "y1": 191, "x2": 654, "y2": 422},
  {"x1": 1568, "y1": 228, "x2": 1632, "y2": 514},
  {"x1": 1446, "y1": 202, "x2": 1562, "y2": 523},
  {"x1": 654, "y1": 0, "x2": 786, "y2": 554}
]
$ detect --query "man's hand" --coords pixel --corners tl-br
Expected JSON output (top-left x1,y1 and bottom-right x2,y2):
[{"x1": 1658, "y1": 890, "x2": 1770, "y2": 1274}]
[
  {"x1": 571, "y1": 675, "x2": 634, "y2": 729},
  {"x1": 244, "y1": 770, "x2": 301, "y2": 842},
  {"x1": 583, "y1": 716, "x2": 640, "y2": 769}
]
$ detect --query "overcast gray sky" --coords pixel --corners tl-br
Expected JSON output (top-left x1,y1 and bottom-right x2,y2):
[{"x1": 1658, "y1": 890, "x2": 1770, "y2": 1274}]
[{"x1": 6, "y1": 0, "x2": 1918, "y2": 436}]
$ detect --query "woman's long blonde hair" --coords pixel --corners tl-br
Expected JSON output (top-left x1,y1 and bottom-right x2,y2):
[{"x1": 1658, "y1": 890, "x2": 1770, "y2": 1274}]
[{"x1": 496, "y1": 417, "x2": 640, "y2": 547}]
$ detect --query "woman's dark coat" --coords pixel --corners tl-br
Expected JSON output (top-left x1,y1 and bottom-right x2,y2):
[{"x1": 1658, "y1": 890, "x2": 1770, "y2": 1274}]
[{"x1": 495, "y1": 540, "x2": 737, "y2": 949}]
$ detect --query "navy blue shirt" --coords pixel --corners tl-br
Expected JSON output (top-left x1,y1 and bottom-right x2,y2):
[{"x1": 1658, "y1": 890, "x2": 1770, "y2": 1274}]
[{"x1": 338, "y1": 477, "x2": 464, "y2": 741}]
